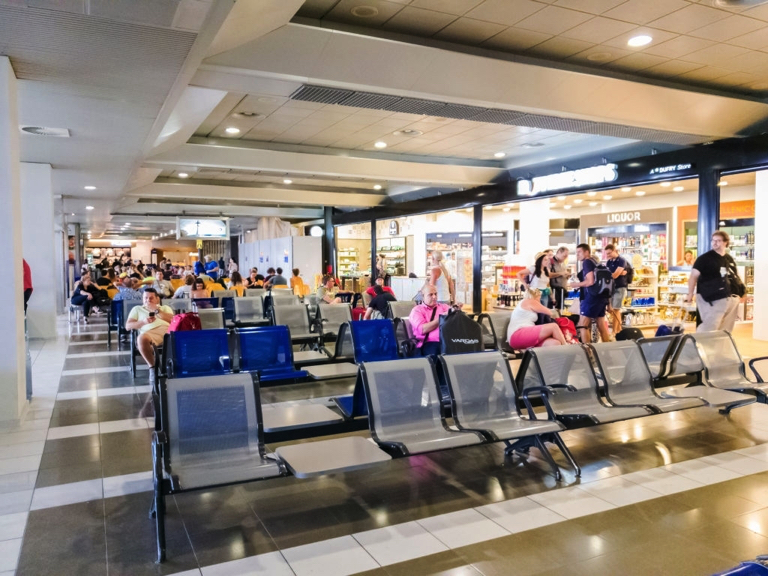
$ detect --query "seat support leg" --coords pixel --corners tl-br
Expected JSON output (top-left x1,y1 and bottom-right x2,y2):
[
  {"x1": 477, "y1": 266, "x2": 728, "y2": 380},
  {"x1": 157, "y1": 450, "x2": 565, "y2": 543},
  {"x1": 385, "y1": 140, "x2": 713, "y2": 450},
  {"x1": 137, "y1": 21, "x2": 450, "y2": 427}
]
[
  {"x1": 533, "y1": 436, "x2": 562, "y2": 482},
  {"x1": 546, "y1": 432, "x2": 581, "y2": 477},
  {"x1": 152, "y1": 441, "x2": 166, "y2": 563}
]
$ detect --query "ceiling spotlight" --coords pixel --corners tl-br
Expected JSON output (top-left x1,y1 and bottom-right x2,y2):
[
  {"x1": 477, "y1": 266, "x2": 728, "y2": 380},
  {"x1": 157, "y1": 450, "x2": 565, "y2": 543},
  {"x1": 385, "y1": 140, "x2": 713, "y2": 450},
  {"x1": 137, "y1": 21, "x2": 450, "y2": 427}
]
[
  {"x1": 494, "y1": 152, "x2": 506, "y2": 158},
  {"x1": 628, "y1": 35, "x2": 653, "y2": 47},
  {"x1": 564, "y1": 205, "x2": 572, "y2": 210},
  {"x1": 125, "y1": 223, "x2": 130, "y2": 226},
  {"x1": 557, "y1": 196, "x2": 566, "y2": 201},
  {"x1": 589, "y1": 202, "x2": 598, "y2": 207},
  {"x1": 636, "y1": 191, "x2": 646, "y2": 196},
  {"x1": 374, "y1": 141, "x2": 387, "y2": 149},
  {"x1": 673, "y1": 186, "x2": 684, "y2": 192},
  {"x1": 484, "y1": 205, "x2": 493, "y2": 210},
  {"x1": 587, "y1": 191, "x2": 597, "y2": 197},
  {"x1": 465, "y1": 208, "x2": 472, "y2": 212},
  {"x1": 350, "y1": 5, "x2": 379, "y2": 17},
  {"x1": 84, "y1": 185, "x2": 96, "y2": 191},
  {"x1": 86, "y1": 205, "x2": 94, "y2": 210},
  {"x1": 503, "y1": 207, "x2": 510, "y2": 212},
  {"x1": 373, "y1": 184, "x2": 382, "y2": 190},
  {"x1": 719, "y1": 180, "x2": 729, "y2": 186},
  {"x1": 283, "y1": 179, "x2": 293, "y2": 184},
  {"x1": 392, "y1": 129, "x2": 423, "y2": 136},
  {"x1": 169, "y1": 229, "x2": 174, "y2": 233},
  {"x1": 603, "y1": 195, "x2": 613, "y2": 200},
  {"x1": 574, "y1": 199, "x2": 583, "y2": 204},
  {"x1": 178, "y1": 172, "x2": 189, "y2": 178},
  {"x1": 225, "y1": 127, "x2": 240, "y2": 134},
  {"x1": 70, "y1": 213, "x2": 75, "y2": 216},
  {"x1": 660, "y1": 182, "x2": 671, "y2": 187},
  {"x1": 621, "y1": 187, "x2": 632, "y2": 192}
]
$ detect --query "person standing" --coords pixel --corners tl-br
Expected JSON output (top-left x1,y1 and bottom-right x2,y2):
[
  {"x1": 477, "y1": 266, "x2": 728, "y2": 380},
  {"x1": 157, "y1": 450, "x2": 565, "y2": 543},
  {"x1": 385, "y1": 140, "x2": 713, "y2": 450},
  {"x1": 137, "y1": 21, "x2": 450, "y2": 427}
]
[
  {"x1": 429, "y1": 251, "x2": 454, "y2": 304},
  {"x1": 22, "y1": 259, "x2": 33, "y2": 314},
  {"x1": 604, "y1": 244, "x2": 628, "y2": 335},
  {"x1": 518, "y1": 251, "x2": 552, "y2": 307},
  {"x1": 204, "y1": 255, "x2": 219, "y2": 280},
  {"x1": 548, "y1": 247, "x2": 569, "y2": 310},
  {"x1": 227, "y1": 257, "x2": 238, "y2": 277},
  {"x1": 193, "y1": 259, "x2": 205, "y2": 276},
  {"x1": 570, "y1": 244, "x2": 611, "y2": 343},
  {"x1": 684, "y1": 230, "x2": 742, "y2": 332}
]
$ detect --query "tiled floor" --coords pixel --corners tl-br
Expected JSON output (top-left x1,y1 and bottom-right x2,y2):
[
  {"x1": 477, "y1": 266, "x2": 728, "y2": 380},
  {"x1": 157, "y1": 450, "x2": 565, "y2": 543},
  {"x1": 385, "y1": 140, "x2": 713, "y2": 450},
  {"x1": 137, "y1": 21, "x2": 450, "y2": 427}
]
[{"x1": 1, "y1": 316, "x2": 768, "y2": 575}]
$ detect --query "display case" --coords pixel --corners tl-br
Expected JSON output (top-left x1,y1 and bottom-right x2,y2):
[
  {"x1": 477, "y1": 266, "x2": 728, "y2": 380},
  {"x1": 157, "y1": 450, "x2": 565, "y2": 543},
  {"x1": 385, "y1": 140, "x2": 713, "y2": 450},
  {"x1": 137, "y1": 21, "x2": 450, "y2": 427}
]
[
  {"x1": 587, "y1": 224, "x2": 668, "y2": 269},
  {"x1": 625, "y1": 262, "x2": 659, "y2": 326},
  {"x1": 658, "y1": 267, "x2": 697, "y2": 324},
  {"x1": 376, "y1": 236, "x2": 407, "y2": 276},
  {"x1": 337, "y1": 247, "x2": 359, "y2": 276},
  {"x1": 481, "y1": 231, "x2": 507, "y2": 289}
]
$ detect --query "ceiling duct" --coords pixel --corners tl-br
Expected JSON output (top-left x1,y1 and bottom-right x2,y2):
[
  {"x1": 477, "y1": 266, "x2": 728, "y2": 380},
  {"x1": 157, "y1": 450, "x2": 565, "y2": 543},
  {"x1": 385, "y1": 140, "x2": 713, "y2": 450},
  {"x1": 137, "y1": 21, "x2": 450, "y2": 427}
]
[
  {"x1": 20, "y1": 126, "x2": 70, "y2": 137},
  {"x1": 289, "y1": 84, "x2": 709, "y2": 145},
  {"x1": 715, "y1": 0, "x2": 768, "y2": 6}
]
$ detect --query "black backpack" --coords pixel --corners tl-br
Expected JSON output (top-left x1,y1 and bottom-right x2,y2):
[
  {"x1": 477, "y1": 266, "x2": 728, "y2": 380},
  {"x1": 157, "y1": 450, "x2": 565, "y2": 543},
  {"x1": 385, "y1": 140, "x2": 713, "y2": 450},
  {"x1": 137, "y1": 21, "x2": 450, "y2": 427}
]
[
  {"x1": 589, "y1": 264, "x2": 614, "y2": 298},
  {"x1": 623, "y1": 261, "x2": 634, "y2": 285}
]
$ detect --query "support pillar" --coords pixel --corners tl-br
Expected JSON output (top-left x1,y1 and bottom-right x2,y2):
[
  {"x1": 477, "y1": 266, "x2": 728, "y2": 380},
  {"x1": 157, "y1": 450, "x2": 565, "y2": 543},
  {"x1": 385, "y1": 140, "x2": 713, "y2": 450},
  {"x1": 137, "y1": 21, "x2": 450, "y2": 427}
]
[
  {"x1": 753, "y1": 170, "x2": 768, "y2": 341},
  {"x1": 21, "y1": 163, "x2": 56, "y2": 338},
  {"x1": 370, "y1": 219, "x2": 377, "y2": 282},
  {"x1": 473, "y1": 205, "x2": 483, "y2": 313},
  {"x1": 323, "y1": 207, "x2": 334, "y2": 276},
  {"x1": 698, "y1": 168, "x2": 720, "y2": 257},
  {"x1": 0, "y1": 57, "x2": 28, "y2": 425}
]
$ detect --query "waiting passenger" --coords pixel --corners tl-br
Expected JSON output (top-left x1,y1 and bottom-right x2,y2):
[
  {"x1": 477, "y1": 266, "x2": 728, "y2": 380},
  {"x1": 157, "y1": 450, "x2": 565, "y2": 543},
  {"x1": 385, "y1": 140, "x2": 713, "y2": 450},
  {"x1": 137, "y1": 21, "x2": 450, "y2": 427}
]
[
  {"x1": 113, "y1": 276, "x2": 142, "y2": 301},
  {"x1": 290, "y1": 268, "x2": 304, "y2": 292},
  {"x1": 317, "y1": 275, "x2": 343, "y2": 304},
  {"x1": 365, "y1": 276, "x2": 394, "y2": 298},
  {"x1": 190, "y1": 278, "x2": 210, "y2": 299},
  {"x1": 151, "y1": 269, "x2": 173, "y2": 298},
  {"x1": 125, "y1": 288, "x2": 173, "y2": 388},
  {"x1": 364, "y1": 284, "x2": 397, "y2": 320},
  {"x1": 226, "y1": 271, "x2": 246, "y2": 296},
  {"x1": 173, "y1": 275, "x2": 195, "y2": 298},
  {"x1": 265, "y1": 267, "x2": 288, "y2": 288},
  {"x1": 408, "y1": 285, "x2": 458, "y2": 356},
  {"x1": 71, "y1": 276, "x2": 100, "y2": 323},
  {"x1": 507, "y1": 288, "x2": 565, "y2": 350},
  {"x1": 518, "y1": 251, "x2": 552, "y2": 307}
]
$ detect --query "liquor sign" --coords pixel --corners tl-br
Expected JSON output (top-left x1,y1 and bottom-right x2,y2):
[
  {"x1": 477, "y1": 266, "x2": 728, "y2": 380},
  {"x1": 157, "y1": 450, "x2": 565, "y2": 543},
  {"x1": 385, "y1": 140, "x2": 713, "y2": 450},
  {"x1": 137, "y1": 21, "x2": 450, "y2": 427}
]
[{"x1": 518, "y1": 164, "x2": 618, "y2": 196}]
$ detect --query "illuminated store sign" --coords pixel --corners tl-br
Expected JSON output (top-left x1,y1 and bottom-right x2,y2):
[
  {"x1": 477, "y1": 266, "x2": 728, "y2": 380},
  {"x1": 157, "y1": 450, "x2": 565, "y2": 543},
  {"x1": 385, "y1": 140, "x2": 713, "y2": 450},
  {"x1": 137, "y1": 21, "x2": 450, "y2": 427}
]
[
  {"x1": 649, "y1": 163, "x2": 692, "y2": 175},
  {"x1": 518, "y1": 164, "x2": 618, "y2": 196}
]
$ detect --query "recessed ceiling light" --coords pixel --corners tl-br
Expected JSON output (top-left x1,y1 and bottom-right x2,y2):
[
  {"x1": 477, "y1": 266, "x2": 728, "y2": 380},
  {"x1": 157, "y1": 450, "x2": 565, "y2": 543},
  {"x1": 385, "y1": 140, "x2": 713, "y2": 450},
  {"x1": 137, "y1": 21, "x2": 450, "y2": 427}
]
[
  {"x1": 673, "y1": 186, "x2": 684, "y2": 192},
  {"x1": 628, "y1": 34, "x2": 653, "y2": 47},
  {"x1": 84, "y1": 185, "x2": 96, "y2": 190},
  {"x1": 169, "y1": 229, "x2": 174, "y2": 234},
  {"x1": 373, "y1": 184, "x2": 382, "y2": 190},
  {"x1": 484, "y1": 205, "x2": 493, "y2": 210},
  {"x1": 660, "y1": 182, "x2": 671, "y2": 187},
  {"x1": 178, "y1": 172, "x2": 189, "y2": 178},
  {"x1": 603, "y1": 195, "x2": 613, "y2": 200},
  {"x1": 636, "y1": 191, "x2": 646, "y2": 196},
  {"x1": 507, "y1": 203, "x2": 514, "y2": 208},
  {"x1": 589, "y1": 201, "x2": 598, "y2": 207},
  {"x1": 70, "y1": 213, "x2": 75, "y2": 216},
  {"x1": 557, "y1": 196, "x2": 566, "y2": 201},
  {"x1": 521, "y1": 142, "x2": 545, "y2": 148},
  {"x1": 503, "y1": 207, "x2": 510, "y2": 212},
  {"x1": 225, "y1": 127, "x2": 240, "y2": 134},
  {"x1": 549, "y1": 202, "x2": 557, "y2": 207},
  {"x1": 574, "y1": 199, "x2": 583, "y2": 204},
  {"x1": 86, "y1": 205, "x2": 94, "y2": 210},
  {"x1": 392, "y1": 129, "x2": 422, "y2": 136},
  {"x1": 587, "y1": 52, "x2": 613, "y2": 62},
  {"x1": 374, "y1": 141, "x2": 387, "y2": 149},
  {"x1": 350, "y1": 5, "x2": 379, "y2": 17},
  {"x1": 587, "y1": 191, "x2": 597, "y2": 197},
  {"x1": 465, "y1": 208, "x2": 472, "y2": 212},
  {"x1": 719, "y1": 180, "x2": 728, "y2": 186},
  {"x1": 621, "y1": 187, "x2": 632, "y2": 192},
  {"x1": 494, "y1": 152, "x2": 506, "y2": 158},
  {"x1": 125, "y1": 223, "x2": 131, "y2": 226},
  {"x1": 564, "y1": 205, "x2": 572, "y2": 210},
  {"x1": 283, "y1": 179, "x2": 292, "y2": 184}
]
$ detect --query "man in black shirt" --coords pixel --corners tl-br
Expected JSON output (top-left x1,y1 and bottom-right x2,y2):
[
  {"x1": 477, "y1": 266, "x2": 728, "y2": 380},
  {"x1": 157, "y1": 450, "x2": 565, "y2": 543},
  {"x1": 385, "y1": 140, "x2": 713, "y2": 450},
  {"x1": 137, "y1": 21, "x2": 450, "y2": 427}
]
[
  {"x1": 685, "y1": 230, "x2": 741, "y2": 332},
  {"x1": 364, "y1": 285, "x2": 397, "y2": 320},
  {"x1": 604, "y1": 244, "x2": 628, "y2": 335}
]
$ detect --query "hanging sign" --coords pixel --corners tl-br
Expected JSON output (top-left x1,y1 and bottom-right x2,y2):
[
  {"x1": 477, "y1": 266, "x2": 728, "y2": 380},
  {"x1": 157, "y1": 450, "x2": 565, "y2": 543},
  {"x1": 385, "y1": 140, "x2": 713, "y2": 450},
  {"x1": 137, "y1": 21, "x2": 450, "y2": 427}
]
[
  {"x1": 518, "y1": 164, "x2": 618, "y2": 196},
  {"x1": 389, "y1": 221, "x2": 399, "y2": 236}
]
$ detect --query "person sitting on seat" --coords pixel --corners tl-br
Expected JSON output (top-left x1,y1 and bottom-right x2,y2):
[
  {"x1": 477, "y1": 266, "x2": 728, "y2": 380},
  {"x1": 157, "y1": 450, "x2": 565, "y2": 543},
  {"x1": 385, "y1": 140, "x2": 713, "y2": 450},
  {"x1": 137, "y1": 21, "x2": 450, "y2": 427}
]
[
  {"x1": 150, "y1": 269, "x2": 173, "y2": 298},
  {"x1": 71, "y1": 276, "x2": 100, "y2": 322},
  {"x1": 190, "y1": 277, "x2": 210, "y2": 299},
  {"x1": 226, "y1": 271, "x2": 246, "y2": 296},
  {"x1": 317, "y1": 275, "x2": 343, "y2": 304},
  {"x1": 364, "y1": 284, "x2": 397, "y2": 320},
  {"x1": 113, "y1": 276, "x2": 142, "y2": 301},
  {"x1": 290, "y1": 268, "x2": 304, "y2": 292},
  {"x1": 408, "y1": 285, "x2": 460, "y2": 356},
  {"x1": 173, "y1": 274, "x2": 195, "y2": 298},
  {"x1": 265, "y1": 267, "x2": 288, "y2": 289},
  {"x1": 125, "y1": 288, "x2": 173, "y2": 387},
  {"x1": 507, "y1": 288, "x2": 565, "y2": 350},
  {"x1": 365, "y1": 276, "x2": 395, "y2": 298},
  {"x1": 245, "y1": 268, "x2": 263, "y2": 288}
]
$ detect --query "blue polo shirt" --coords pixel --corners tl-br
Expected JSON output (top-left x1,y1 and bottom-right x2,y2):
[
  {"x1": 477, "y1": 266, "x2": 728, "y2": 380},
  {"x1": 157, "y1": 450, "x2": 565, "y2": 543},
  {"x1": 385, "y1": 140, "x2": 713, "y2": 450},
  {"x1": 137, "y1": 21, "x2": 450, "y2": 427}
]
[
  {"x1": 193, "y1": 261, "x2": 204, "y2": 276},
  {"x1": 205, "y1": 260, "x2": 219, "y2": 279},
  {"x1": 607, "y1": 256, "x2": 628, "y2": 289}
]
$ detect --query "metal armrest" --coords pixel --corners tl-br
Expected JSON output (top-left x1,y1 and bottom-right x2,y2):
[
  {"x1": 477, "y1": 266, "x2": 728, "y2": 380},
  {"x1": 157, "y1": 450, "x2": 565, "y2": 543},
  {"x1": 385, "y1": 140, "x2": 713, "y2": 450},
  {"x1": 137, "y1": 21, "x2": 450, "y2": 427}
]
[
  {"x1": 548, "y1": 383, "x2": 578, "y2": 392},
  {"x1": 748, "y1": 356, "x2": 768, "y2": 383},
  {"x1": 219, "y1": 356, "x2": 231, "y2": 371},
  {"x1": 521, "y1": 386, "x2": 557, "y2": 420}
]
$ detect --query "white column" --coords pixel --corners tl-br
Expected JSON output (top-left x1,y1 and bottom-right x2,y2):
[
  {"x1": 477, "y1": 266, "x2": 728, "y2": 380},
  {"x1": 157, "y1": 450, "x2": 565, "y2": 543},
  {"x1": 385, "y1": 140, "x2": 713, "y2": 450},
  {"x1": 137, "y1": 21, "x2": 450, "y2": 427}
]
[
  {"x1": 21, "y1": 163, "x2": 57, "y2": 338},
  {"x1": 753, "y1": 170, "x2": 768, "y2": 341},
  {"x1": 0, "y1": 57, "x2": 28, "y2": 425},
  {"x1": 516, "y1": 198, "x2": 551, "y2": 265}
]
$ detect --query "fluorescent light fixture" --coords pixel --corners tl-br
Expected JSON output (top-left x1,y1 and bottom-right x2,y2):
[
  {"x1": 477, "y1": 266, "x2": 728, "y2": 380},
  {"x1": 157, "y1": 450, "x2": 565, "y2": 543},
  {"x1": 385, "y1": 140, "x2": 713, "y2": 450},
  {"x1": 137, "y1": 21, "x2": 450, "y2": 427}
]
[
  {"x1": 660, "y1": 182, "x2": 671, "y2": 187},
  {"x1": 628, "y1": 35, "x2": 652, "y2": 47},
  {"x1": 603, "y1": 195, "x2": 613, "y2": 200},
  {"x1": 374, "y1": 141, "x2": 387, "y2": 149},
  {"x1": 636, "y1": 191, "x2": 646, "y2": 196},
  {"x1": 621, "y1": 187, "x2": 632, "y2": 192},
  {"x1": 673, "y1": 186, "x2": 684, "y2": 192},
  {"x1": 225, "y1": 127, "x2": 240, "y2": 134},
  {"x1": 86, "y1": 205, "x2": 94, "y2": 210},
  {"x1": 125, "y1": 223, "x2": 130, "y2": 226},
  {"x1": 178, "y1": 172, "x2": 189, "y2": 178},
  {"x1": 557, "y1": 196, "x2": 566, "y2": 200},
  {"x1": 373, "y1": 184, "x2": 382, "y2": 190},
  {"x1": 587, "y1": 191, "x2": 597, "y2": 197},
  {"x1": 494, "y1": 152, "x2": 506, "y2": 158},
  {"x1": 70, "y1": 213, "x2": 75, "y2": 216},
  {"x1": 84, "y1": 185, "x2": 96, "y2": 191},
  {"x1": 283, "y1": 179, "x2": 293, "y2": 184},
  {"x1": 719, "y1": 180, "x2": 728, "y2": 186}
]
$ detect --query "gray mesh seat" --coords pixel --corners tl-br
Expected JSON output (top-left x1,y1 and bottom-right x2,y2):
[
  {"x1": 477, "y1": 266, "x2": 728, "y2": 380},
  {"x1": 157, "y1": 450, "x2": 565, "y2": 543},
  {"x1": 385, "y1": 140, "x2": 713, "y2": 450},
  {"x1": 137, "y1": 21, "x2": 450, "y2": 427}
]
[
  {"x1": 271, "y1": 293, "x2": 300, "y2": 307},
  {"x1": 517, "y1": 345, "x2": 651, "y2": 428},
  {"x1": 214, "y1": 289, "x2": 236, "y2": 301},
  {"x1": 234, "y1": 297, "x2": 269, "y2": 326},
  {"x1": 198, "y1": 308, "x2": 225, "y2": 330},
  {"x1": 360, "y1": 358, "x2": 484, "y2": 456},
  {"x1": 478, "y1": 312, "x2": 514, "y2": 353},
  {"x1": 388, "y1": 300, "x2": 416, "y2": 319},
  {"x1": 319, "y1": 304, "x2": 352, "y2": 338},
  {"x1": 692, "y1": 331, "x2": 768, "y2": 399},
  {"x1": 440, "y1": 352, "x2": 579, "y2": 479},
  {"x1": 637, "y1": 335, "x2": 681, "y2": 379},
  {"x1": 244, "y1": 288, "x2": 264, "y2": 298},
  {"x1": 273, "y1": 304, "x2": 318, "y2": 344},
  {"x1": 162, "y1": 299, "x2": 192, "y2": 314},
  {"x1": 590, "y1": 341, "x2": 704, "y2": 413}
]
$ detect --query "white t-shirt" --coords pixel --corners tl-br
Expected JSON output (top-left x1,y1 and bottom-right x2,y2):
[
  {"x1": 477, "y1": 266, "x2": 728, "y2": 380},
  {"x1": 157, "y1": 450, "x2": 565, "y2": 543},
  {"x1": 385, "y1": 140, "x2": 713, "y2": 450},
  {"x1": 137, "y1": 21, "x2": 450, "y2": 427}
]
[{"x1": 527, "y1": 265, "x2": 550, "y2": 290}]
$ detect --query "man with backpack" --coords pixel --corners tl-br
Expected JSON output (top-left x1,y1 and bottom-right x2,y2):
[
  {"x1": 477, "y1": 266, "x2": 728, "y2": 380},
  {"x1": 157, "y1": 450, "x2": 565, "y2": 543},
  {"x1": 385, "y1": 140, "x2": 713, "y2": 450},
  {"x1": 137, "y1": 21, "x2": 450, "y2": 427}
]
[
  {"x1": 570, "y1": 244, "x2": 612, "y2": 343},
  {"x1": 604, "y1": 244, "x2": 630, "y2": 335}
]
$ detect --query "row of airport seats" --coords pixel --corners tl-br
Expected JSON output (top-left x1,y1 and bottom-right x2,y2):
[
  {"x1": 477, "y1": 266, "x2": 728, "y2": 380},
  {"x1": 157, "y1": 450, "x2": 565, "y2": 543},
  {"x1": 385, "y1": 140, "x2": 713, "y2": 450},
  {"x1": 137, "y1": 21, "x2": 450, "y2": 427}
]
[{"x1": 147, "y1": 327, "x2": 767, "y2": 563}]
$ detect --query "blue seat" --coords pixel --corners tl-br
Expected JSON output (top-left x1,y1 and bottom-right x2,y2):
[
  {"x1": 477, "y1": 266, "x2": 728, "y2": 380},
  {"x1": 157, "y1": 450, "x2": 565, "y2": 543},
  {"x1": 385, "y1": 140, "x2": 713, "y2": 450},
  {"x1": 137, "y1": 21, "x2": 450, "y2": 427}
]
[
  {"x1": 168, "y1": 329, "x2": 231, "y2": 378},
  {"x1": 193, "y1": 297, "x2": 218, "y2": 310},
  {"x1": 333, "y1": 320, "x2": 399, "y2": 418},
  {"x1": 221, "y1": 297, "x2": 235, "y2": 322},
  {"x1": 235, "y1": 326, "x2": 308, "y2": 382}
]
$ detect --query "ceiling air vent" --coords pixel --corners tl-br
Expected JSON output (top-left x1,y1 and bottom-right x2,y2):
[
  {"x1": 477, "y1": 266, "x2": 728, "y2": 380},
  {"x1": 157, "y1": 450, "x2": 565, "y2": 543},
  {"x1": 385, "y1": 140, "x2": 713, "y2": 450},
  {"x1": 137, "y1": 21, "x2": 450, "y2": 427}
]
[
  {"x1": 715, "y1": 0, "x2": 768, "y2": 6},
  {"x1": 20, "y1": 126, "x2": 70, "y2": 137}
]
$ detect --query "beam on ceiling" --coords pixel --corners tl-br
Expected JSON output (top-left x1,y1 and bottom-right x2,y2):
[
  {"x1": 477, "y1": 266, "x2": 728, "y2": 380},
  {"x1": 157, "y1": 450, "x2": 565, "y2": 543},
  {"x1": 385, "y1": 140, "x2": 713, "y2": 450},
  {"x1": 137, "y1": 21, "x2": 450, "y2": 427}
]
[
  {"x1": 199, "y1": 23, "x2": 768, "y2": 140},
  {"x1": 144, "y1": 143, "x2": 499, "y2": 186},
  {"x1": 113, "y1": 202, "x2": 322, "y2": 220},
  {"x1": 127, "y1": 182, "x2": 386, "y2": 208}
]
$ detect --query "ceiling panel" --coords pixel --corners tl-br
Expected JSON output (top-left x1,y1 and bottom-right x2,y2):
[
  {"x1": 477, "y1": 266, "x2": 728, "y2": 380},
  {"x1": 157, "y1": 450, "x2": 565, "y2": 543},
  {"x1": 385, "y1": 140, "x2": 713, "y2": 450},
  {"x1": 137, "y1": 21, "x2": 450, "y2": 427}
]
[
  {"x1": 383, "y1": 6, "x2": 456, "y2": 35},
  {"x1": 642, "y1": 35, "x2": 715, "y2": 59},
  {"x1": 410, "y1": 0, "x2": 485, "y2": 16},
  {"x1": 527, "y1": 36, "x2": 594, "y2": 58},
  {"x1": 324, "y1": 0, "x2": 405, "y2": 26},
  {"x1": 560, "y1": 16, "x2": 636, "y2": 44},
  {"x1": 433, "y1": 16, "x2": 506, "y2": 44},
  {"x1": 648, "y1": 4, "x2": 728, "y2": 34},
  {"x1": 689, "y1": 14, "x2": 765, "y2": 42},
  {"x1": 464, "y1": 0, "x2": 544, "y2": 27},
  {"x1": 481, "y1": 26, "x2": 552, "y2": 50},
  {"x1": 602, "y1": 0, "x2": 689, "y2": 25},
  {"x1": 514, "y1": 5, "x2": 592, "y2": 35},
  {"x1": 552, "y1": 0, "x2": 626, "y2": 15}
]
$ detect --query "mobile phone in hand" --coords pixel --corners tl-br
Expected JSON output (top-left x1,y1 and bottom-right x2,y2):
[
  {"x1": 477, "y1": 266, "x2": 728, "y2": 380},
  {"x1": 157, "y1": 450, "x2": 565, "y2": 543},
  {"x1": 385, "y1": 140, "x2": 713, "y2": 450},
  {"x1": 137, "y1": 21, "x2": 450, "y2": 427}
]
[{"x1": 148, "y1": 311, "x2": 156, "y2": 318}]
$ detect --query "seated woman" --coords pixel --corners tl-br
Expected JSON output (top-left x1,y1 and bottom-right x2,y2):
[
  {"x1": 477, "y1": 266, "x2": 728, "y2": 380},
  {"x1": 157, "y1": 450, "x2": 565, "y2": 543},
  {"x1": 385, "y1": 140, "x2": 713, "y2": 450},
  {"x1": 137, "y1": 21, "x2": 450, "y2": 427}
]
[
  {"x1": 190, "y1": 278, "x2": 210, "y2": 299},
  {"x1": 173, "y1": 274, "x2": 195, "y2": 298},
  {"x1": 507, "y1": 288, "x2": 565, "y2": 349},
  {"x1": 71, "y1": 276, "x2": 101, "y2": 323},
  {"x1": 226, "y1": 271, "x2": 246, "y2": 296},
  {"x1": 245, "y1": 268, "x2": 263, "y2": 288}
]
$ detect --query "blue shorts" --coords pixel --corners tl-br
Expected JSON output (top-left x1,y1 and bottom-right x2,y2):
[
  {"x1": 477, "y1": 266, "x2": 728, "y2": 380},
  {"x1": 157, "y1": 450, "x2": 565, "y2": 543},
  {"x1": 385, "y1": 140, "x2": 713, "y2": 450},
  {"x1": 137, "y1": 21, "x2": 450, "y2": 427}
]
[{"x1": 580, "y1": 297, "x2": 608, "y2": 319}]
